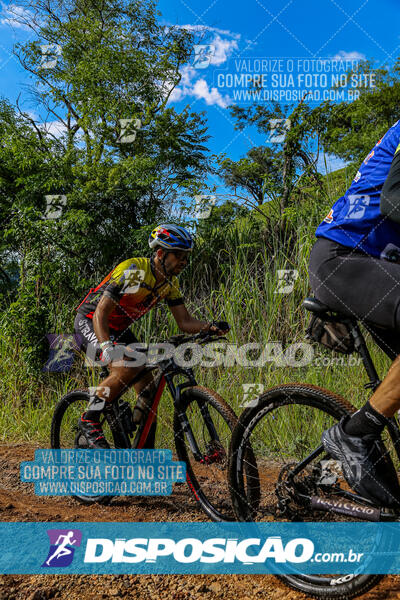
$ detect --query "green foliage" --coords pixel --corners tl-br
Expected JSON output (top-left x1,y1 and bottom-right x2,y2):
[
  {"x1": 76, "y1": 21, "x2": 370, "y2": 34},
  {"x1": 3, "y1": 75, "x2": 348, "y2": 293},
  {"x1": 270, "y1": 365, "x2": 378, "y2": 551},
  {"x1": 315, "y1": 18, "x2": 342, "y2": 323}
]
[
  {"x1": 0, "y1": 0, "x2": 213, "y2": 372},
  {"x1": 4, "y1": 281, "x2": 48, "y2": 374},
  {"x1": 217, "y1": 146, "x2": 283, "y2": 205},
  {"x1": 313, "y1": 60, "x2": 400, "y2": 166},
  {"x1": 2, "y1": 1, "x2": 400, "y2": 422},
  {"x1": 1, "y1": 161, "x2": 392, "y2": 440}
]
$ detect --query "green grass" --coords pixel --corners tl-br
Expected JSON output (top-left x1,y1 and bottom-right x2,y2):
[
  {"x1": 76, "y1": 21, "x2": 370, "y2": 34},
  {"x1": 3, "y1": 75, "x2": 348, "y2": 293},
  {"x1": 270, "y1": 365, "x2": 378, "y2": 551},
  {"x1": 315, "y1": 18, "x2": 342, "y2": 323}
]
[{"x1": 0, "y1": 165, "x2": 394, "y2": 447}]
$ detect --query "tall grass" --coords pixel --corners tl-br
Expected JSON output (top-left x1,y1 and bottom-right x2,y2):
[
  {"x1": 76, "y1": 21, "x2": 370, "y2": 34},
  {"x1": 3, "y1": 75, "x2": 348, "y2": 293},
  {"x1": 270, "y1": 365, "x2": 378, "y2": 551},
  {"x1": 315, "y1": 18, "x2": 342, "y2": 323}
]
[{"x1": 0, "y1": 166, "x2": 393, "y2": 443}]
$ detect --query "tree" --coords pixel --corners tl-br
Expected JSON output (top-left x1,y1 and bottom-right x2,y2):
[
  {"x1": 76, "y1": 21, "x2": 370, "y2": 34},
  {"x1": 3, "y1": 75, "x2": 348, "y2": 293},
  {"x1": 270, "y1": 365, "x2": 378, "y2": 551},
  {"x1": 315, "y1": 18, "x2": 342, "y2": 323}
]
[
  {"x1": 0, "y1": 0, "x2": 212, "y2": 371},
  {"x1": 227, "y1": 97, "x2": 327, "y2": 215},
  {"x1": 315, "y1": 61, "x2": 400, "y2": 165},
  {"x1": 217, "y1": 146, "x2": 283, "y2": 206},
  {"x1": 10, "y1": 0, "x2": 211, "y2": 254}
]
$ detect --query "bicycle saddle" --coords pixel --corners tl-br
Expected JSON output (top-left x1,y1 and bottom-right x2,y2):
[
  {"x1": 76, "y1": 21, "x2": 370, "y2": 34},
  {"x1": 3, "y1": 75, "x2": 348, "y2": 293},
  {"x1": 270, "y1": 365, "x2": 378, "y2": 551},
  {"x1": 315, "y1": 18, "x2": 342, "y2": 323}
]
[{"x1": 302, "y1": 297, "x2": 330, "y2": 315}]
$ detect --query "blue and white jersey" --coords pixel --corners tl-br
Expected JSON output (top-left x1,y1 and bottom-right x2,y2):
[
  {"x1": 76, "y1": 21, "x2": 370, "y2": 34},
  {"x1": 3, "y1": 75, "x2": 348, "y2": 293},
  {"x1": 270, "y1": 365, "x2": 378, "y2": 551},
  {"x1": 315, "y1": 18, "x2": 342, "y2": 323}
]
[{"x1": 316, "y1": 120, "x2": 400, "y2": 258}]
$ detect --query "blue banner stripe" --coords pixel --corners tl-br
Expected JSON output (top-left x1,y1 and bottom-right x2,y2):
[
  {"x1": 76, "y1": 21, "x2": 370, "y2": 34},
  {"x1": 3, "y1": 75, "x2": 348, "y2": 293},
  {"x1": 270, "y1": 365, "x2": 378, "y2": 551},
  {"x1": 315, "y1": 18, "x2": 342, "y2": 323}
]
[{"x1": 0, "y1": 522, "x2": 399, "y2": 574}]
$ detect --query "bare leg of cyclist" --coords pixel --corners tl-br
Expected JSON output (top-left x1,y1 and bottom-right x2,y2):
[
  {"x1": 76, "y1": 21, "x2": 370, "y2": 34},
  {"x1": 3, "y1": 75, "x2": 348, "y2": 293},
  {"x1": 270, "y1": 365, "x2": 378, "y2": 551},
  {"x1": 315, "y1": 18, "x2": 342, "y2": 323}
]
[
  {"x1": 93, "y1": 363, "x2": 157, "y2": 417},
  {"x1": 322, "y1": 355, "x2": 400, "y2": 508},
  {"x1": 341, "y1": 354, "x2": 400, "y2": 440},
  {"x1": 369, "y1": 354, "x2": 400, "y2": 417},
  {"x1": 80, "y1": 361, "x2": 149, "y2": 448},
  {"x1": 91, "y1": 363, "x2": 158, "y2": 447},
  {"x1": 94, "y1": 363, "x2": 146, "y2": 403}
]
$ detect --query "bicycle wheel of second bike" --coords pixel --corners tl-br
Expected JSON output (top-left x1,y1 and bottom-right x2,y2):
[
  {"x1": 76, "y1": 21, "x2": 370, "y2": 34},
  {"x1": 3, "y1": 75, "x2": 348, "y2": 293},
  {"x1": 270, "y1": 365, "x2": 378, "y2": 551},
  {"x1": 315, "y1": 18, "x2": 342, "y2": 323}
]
[
  {"x1": 229, "y1": 383, "x2": 384, "y2": 600},
  {"x1": 174, "y1": 386, "x2": 260, "y2": 522}
]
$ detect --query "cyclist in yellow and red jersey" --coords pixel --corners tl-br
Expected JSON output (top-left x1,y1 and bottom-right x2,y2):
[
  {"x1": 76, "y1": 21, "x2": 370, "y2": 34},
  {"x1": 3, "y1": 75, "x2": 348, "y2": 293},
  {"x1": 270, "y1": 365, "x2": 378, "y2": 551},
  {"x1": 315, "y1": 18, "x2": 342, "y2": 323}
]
[{"x1": 74, "y1": 224, "x2": 229, "y2": 449}]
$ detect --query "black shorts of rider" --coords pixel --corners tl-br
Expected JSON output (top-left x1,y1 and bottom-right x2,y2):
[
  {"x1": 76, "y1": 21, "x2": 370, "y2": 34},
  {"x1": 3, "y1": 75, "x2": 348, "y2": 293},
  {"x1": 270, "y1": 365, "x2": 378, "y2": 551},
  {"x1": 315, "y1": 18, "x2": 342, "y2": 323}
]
[
  {"x1": 74, "y1": 314, "x2": 138, "y2": 364},
  {"x1": 308, "y1": 237, "x2": 400, "y2": 360}
]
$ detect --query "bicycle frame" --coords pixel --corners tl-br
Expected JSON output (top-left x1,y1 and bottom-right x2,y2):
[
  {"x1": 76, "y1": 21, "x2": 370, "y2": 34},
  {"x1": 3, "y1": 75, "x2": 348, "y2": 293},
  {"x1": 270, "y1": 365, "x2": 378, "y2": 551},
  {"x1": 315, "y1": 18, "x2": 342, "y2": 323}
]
[
  {"x1": 101, "y1": 339, "x2": 227, "y2": 461},
  {"x1": 290, "y1": 315, "x2": 400, "y2": 516}
]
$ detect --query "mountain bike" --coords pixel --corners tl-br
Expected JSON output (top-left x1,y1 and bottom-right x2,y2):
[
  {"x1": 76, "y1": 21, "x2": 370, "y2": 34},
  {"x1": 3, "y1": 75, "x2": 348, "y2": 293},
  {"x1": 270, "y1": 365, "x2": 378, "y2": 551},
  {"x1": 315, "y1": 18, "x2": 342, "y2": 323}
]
[
  {"x1": 228, "y1": 297, "x2": 400, "y2": 598},
  {"x1": 51, "y1": 330, "x2": 259, "y2": 522}
]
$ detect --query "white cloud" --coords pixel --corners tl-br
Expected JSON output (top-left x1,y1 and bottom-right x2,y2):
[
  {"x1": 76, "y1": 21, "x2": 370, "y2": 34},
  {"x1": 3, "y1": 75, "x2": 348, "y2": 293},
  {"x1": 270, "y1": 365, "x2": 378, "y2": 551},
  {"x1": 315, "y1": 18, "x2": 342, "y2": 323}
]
[
  {"x1": 191, "y1": 79, "x2": 230, "y2": 108},
  {"x1": 165, "y1": 27, "x2": 239, "y2": 108},
  {"x1": 168, "y1": 86, "x2": 184, "y2": 102},
  {"x1": 331, "y1": 50, "x2": 367, "y2": 61},
  {"x1": 165, "y1": 63, "x2": 230, "y2": 108},
  {"x1": 23, "y1": 110, "x2": 68, "y2": 139},
  {"x1": 175, "y1": 24, "x2": 241, "y2": 41},
  {"x1": 41, "y1": 120, "x2": 67, "y2": 138},
  {"x1": 171, "y1": 25, "x2": 239, "y2": 65},
  {"x1": 209, "y1": 34, "x2": 239, "y2": 66},
  {"x1": 0, "y1": 3, "x2": 34, "y2": 30},
  {"x1": 180, "y1": 64, "x2": 197, "y2": 86},
  {"x1": 162, "y1": 64, "x2": 194, "y2": 101}
]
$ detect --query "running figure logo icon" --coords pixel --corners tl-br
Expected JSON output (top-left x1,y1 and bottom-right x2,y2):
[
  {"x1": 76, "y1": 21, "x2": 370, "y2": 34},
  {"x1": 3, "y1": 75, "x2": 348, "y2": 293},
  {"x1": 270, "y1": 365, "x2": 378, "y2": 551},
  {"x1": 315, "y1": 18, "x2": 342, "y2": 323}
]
[{"x1": 42, "y1": 529, "x2": 82, "y2": 567}]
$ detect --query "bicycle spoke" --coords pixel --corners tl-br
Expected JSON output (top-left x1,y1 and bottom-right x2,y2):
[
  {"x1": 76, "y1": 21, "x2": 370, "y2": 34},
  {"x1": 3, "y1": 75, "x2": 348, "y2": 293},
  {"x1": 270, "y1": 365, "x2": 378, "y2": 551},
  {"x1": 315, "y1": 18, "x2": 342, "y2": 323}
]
[{"x1": 229, "y1": 384, "x2": 390, "y2": 598}]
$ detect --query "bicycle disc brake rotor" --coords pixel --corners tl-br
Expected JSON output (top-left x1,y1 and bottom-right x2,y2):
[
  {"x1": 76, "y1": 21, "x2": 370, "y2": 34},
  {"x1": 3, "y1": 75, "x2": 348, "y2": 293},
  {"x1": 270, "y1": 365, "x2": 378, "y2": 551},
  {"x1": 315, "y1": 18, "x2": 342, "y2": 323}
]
[{"x1": 201, "y1": 440, "x2": 226, "y2": 465}]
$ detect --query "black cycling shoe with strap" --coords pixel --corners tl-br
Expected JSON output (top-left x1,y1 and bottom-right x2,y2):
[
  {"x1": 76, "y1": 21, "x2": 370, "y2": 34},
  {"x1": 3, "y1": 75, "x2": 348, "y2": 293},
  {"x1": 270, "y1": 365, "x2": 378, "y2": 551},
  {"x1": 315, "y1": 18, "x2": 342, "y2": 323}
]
[
  {"x1": 79, "y1": 412, "x2": 110, "y2": 449},
  {"x1": 322, "y1": 416, "x2": 400, "y2": 509}
]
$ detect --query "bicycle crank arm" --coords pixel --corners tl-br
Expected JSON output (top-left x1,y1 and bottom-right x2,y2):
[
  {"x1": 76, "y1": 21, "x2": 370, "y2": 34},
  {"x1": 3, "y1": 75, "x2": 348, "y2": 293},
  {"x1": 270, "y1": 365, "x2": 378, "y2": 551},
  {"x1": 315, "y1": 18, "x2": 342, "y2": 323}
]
[
  {"x1": 326, "y1": 487, "x2": 377, "y2": 506},
  {"x1": 289, "y1": 445, "x2": 325, "y2": 476}
]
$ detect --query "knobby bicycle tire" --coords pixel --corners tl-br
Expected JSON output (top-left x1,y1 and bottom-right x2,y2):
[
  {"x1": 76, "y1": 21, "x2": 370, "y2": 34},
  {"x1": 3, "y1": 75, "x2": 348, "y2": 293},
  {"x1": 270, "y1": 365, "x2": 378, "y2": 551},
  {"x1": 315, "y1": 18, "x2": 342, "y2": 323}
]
[
  {"x1": 229, "y1": 383, "x2": 383, "y2": 599},
  {"x1": 174, "y1": 385, "x2": 260, "y2": 522}
]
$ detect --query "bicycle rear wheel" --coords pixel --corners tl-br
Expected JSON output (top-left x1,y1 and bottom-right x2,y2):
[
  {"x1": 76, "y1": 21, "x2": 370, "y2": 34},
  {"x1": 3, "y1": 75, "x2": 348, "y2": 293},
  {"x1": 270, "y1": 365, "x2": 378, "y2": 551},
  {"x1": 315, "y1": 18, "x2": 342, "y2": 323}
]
[
  {"x1": 174, "y1": 386, "x2": 259, "y2": 522},
  {"x1": 51, "y1": 390, "x2": 117, "y2": 505},
  {"x1": 229, "y1": 383, "x2": 384, "y2": 599}
]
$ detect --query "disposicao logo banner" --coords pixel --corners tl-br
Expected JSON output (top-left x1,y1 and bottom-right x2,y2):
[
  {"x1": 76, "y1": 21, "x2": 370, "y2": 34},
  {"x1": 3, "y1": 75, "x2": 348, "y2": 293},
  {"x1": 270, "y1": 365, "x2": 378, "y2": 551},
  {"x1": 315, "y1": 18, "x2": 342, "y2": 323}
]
[
  {"x1": 42, "y1": 529, "x2": 82, "y2": 567},
  {"x1": 0, "y1": 522, "x2": 400, "y2": 575}
]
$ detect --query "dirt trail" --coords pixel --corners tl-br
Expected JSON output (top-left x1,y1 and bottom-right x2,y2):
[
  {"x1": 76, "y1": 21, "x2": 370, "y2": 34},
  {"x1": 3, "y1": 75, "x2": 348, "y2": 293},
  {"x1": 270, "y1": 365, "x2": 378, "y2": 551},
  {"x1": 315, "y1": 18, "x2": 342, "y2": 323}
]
[{"x1": 0, "y1": 444, "x2": 397, "y2": 600}]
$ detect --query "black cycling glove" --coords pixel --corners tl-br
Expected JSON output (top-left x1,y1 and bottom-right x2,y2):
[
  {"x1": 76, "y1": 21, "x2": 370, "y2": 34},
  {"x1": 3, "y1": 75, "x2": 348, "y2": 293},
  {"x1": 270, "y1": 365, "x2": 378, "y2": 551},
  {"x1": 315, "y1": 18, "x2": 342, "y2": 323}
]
[{"x1": 209, "y1": 320, "x2": 230, "y2": 334}]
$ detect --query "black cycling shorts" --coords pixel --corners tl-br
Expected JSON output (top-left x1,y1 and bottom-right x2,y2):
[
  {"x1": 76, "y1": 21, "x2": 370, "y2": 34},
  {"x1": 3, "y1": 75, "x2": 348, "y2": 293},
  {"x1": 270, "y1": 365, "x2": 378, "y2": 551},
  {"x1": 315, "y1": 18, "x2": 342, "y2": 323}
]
[
  {"x1": 74, "y1": 314, "x2": 138, "y2": 363},
  {"x1": 309, "y1": 237, "x2": 400, "y2": 359}
]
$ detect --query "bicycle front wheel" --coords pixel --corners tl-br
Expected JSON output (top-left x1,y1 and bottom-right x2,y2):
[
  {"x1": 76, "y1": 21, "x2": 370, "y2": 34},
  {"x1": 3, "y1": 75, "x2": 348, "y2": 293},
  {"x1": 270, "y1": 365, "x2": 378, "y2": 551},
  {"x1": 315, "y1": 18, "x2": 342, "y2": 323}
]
[
  {"x1": 174, "y1": 386, "x2": 259, "y2": 522},
  {"x1": 229, "y1": 383, "x2": 383, "y2": 599}
]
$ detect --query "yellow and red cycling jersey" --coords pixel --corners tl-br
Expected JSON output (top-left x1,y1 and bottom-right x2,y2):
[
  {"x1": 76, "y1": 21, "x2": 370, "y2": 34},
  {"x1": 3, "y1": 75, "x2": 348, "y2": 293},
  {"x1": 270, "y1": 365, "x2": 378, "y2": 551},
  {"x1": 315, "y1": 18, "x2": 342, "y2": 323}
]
[{"x1": 76, "y1": 257, "x2": 183, "y2": 331}]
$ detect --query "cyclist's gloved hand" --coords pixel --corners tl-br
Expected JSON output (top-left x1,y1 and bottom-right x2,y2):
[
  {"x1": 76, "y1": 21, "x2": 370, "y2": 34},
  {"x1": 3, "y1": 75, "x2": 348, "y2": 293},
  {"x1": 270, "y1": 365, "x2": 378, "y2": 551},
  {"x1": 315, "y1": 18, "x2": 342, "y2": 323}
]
[
  {"x1": 208, "y1": 321, "x2": 230, "y2": 336},
  {"x1": 99, "y1": 342, "x2": 124, "y2": 365}
]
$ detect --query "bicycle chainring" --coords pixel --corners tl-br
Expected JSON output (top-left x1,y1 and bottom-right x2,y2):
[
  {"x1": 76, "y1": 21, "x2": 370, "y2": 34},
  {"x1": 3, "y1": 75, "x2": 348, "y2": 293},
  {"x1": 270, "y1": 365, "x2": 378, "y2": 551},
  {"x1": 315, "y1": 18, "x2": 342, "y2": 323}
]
[{"x1": 275, "y1": 462, "x2": 320, "y2": 519}]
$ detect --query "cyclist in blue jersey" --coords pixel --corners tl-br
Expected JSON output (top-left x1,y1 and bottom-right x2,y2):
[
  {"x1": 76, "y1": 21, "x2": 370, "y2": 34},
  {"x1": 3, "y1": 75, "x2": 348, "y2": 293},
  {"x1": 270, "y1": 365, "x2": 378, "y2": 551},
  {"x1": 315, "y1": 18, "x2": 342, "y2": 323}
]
[{"x1": 309, "y1": 119, "x2": 400, "y2": 508}]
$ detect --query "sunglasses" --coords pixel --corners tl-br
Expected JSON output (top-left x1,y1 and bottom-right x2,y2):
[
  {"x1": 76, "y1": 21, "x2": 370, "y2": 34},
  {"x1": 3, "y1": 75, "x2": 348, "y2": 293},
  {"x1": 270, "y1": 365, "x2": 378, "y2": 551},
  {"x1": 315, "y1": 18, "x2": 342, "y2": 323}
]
[{"x1": 170, "y1": 250, "x2": 191, "y2": 260}]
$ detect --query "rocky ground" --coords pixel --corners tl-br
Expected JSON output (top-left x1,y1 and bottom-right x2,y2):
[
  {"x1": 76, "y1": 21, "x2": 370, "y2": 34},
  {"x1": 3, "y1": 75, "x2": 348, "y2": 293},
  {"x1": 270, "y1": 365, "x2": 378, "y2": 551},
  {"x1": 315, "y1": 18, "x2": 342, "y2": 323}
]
[{"x1": 0, "y1": 444, "x2": 397, "y2": 600}]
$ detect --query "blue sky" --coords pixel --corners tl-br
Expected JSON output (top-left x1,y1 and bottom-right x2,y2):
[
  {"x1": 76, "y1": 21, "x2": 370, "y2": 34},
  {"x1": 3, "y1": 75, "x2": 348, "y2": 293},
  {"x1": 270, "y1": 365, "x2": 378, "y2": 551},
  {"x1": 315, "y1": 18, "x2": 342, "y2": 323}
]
[{"x1": 0, "y1": 0, "x2": 399, "y2": 180}]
